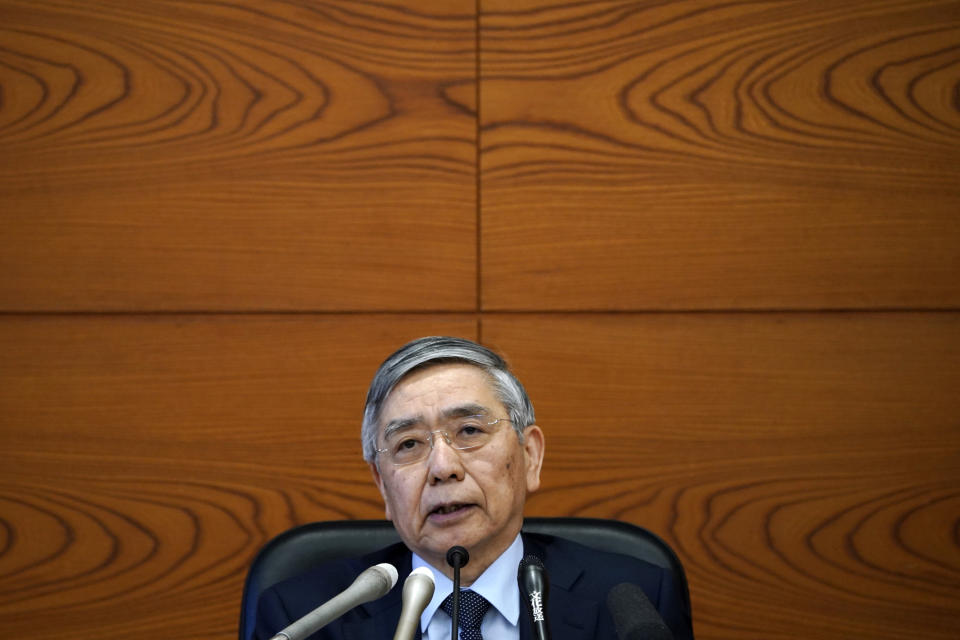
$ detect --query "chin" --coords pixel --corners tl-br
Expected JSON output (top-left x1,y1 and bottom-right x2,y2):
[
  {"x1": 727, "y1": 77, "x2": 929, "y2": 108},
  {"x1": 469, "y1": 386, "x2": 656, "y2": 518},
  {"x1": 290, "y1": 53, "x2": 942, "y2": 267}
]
[{"x1": 422, "y1": 528, "x2": 484, "y2": 558}]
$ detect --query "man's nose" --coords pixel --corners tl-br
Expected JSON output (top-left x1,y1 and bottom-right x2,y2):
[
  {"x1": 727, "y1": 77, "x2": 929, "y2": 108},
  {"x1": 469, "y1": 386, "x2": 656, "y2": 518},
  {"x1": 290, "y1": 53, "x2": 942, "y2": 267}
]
[{"x1": 427, "y1": 431, "x2": 465, "y2": 484}]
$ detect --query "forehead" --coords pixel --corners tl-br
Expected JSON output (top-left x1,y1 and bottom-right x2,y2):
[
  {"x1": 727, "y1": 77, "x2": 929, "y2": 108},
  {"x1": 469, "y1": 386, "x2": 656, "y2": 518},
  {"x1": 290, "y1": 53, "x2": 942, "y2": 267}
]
[{"x1": 379, "y1": 363, "x2": 501, "y2": 425}]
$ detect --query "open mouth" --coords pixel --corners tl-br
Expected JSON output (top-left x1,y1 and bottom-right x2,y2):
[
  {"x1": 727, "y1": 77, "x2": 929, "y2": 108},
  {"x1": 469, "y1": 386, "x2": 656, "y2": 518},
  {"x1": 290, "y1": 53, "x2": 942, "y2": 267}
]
[{"x1": 431, "y1": 503, "x2": 471, "y2": 516}]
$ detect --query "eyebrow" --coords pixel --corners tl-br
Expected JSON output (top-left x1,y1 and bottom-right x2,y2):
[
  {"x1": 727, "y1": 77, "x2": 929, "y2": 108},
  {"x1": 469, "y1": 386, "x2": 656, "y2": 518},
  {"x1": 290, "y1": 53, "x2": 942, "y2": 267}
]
[{"x1": 381, "y1": 403, "x2": 492, "y2": 439}]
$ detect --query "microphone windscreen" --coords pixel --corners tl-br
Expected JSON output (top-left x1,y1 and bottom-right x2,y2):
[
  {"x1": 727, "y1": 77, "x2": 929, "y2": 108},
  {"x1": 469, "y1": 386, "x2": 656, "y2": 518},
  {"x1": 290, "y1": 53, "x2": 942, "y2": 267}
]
[
  {"x1": 404, "y1": 567, "x2": 435, "y2": 599},
  {"x1": 373, "y1": 563, "x2": 400, "y2": 592},
  {"x1": 408, "y1": 566, "x2": 434, "y2": 581},
  {"x1": 402, "y1": 567, "x2": 435, "y2": 609},
  {"x1": 518, "y1": 554, "x2": 547, "y2": 590},
  {"x1": 446, "y1": 545, "x2": 469, "y2": 569},
  {"x1": 606, "y1": 582, "x2": 673, "y2": 640},
  {"x1": 519, "y1": 554, "x2": 545, "y2": 572}
]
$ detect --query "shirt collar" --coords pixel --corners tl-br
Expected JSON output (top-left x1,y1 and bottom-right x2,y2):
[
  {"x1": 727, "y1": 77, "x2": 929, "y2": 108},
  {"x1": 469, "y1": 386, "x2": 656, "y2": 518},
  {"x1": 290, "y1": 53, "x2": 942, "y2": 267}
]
[{"x1": 413, "y1": 533, "x2": 523, "y2": 632}]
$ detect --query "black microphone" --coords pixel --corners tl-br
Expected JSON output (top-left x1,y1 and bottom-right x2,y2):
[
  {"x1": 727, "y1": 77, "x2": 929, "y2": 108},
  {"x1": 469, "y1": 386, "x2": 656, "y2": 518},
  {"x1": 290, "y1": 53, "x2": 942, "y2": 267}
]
[
  {"x1": 606, "y1": 582, "x2": 673, "y2": 640},
  {"x1": 269, "y1": 563, "x2": 398, "y2": 640},
  {"x1": 446, "y1": 546, "x2": 469, "y2": 640},
  {"x1": 518, "y1": 554, "x2": 551, "y2": 640},
  {"x1": 446, "y1": 545, "x2": 469, "y2": 571}
]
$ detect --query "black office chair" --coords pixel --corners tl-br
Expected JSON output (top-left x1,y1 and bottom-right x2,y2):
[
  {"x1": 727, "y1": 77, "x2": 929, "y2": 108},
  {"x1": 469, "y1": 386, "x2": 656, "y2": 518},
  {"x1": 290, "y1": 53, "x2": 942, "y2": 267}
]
[{"x1": 239, "y1": 517, "x2": 690, "y2": 640}]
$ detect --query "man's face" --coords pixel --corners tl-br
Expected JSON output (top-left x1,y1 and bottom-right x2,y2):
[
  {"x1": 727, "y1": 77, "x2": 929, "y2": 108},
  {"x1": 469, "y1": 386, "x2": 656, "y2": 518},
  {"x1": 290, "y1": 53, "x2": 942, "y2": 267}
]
[{"x1": 369, "y1": 363, "x2": 544, "y2": 579}]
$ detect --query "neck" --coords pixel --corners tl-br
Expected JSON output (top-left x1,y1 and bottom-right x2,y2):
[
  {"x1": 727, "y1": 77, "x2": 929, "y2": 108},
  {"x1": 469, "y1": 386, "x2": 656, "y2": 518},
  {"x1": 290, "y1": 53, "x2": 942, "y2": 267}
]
[
  {"x1": 428, "y1": 533, "x2": 521, "y2": 586},
  {"x1": 452, "y1": 563, "x2": 482, "y2": 587},
  {"x1": 427, "y1": 553, "x2": 487, "y2": 586}
]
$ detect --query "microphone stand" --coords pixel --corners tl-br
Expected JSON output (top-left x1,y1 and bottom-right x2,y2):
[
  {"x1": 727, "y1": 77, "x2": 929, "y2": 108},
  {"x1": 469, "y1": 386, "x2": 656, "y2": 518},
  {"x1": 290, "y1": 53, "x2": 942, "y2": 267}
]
[{"x1": 445, "y1": 546, "x2": 469, "y2": 640}]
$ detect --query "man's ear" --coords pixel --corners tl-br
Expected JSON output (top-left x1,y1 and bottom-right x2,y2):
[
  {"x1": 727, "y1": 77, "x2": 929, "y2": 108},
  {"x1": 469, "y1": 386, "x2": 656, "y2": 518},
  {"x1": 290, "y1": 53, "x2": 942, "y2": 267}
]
[
  {"x1": 369, "y1": 461, "x2": 392, "y2": 521},
  {"x1": 521, "y1": 425, "x2": 545, "y2": 493}
]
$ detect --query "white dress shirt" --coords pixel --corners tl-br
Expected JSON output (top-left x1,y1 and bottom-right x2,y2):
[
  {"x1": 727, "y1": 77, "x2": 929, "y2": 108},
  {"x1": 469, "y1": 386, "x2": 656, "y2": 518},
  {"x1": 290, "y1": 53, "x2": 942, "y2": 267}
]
[{"x1": 413, "y1": 533, "x2": 523, "y2": 640}]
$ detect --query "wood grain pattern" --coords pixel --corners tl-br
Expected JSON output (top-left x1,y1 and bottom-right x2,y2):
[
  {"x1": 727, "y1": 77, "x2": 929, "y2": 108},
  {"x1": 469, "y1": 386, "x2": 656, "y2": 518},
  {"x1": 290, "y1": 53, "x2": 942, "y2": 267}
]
[
  {"x1": 0, "y1": 314, "x2": 477, "y2": 639},
  {"x1": 2, "y1": 2, "x2": 959, "y2": 640},
  {"x1": 483, "y1": 312, "x2": 960, "y2": 639},
  {"x1": 480, "y1": 0, "x2": 960, "y2": 310},
  {"x1": 0, "y1": 0, "x2": 477, "y2": 311}
]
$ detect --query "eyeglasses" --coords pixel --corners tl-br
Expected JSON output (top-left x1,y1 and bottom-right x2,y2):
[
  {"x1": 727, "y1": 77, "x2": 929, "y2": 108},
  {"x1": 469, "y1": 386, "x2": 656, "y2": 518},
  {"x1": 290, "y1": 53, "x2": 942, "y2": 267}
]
[{"x1": 375, "y1": 414, "x2": 511, "y2": 466}]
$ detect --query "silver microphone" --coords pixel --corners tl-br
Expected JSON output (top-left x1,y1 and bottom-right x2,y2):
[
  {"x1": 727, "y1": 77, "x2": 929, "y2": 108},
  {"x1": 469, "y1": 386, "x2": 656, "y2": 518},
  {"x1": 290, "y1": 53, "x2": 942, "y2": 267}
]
[
  {"x1": 392, "y1": 567, "x2": 436, "y2": 640},
  {"x1": 270, "y1": 563, "x2": 399, "y2": 640}
]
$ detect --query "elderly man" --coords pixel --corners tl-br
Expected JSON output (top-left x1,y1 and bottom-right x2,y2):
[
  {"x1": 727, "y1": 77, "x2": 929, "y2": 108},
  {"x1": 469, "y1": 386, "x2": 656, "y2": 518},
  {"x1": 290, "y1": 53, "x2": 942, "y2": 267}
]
[{"x1": 254, "y1": 337, "x2": 693, "y2": 640}]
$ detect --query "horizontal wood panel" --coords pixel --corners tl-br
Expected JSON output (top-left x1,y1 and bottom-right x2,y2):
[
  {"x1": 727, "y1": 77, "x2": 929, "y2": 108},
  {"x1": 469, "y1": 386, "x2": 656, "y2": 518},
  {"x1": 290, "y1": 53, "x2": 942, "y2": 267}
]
[
  {"x1": 0, "y1": 0, "x2": 478, "y2": 311},
  {"x1": 480, "y1": 0, "x2": 960, "y2": 310},
  {"x1": 482, "y1": 312, "x2": 960, "y2": 639},
  {"x1": 0, "y1": 314, "x2": 477, "y2": 639}
]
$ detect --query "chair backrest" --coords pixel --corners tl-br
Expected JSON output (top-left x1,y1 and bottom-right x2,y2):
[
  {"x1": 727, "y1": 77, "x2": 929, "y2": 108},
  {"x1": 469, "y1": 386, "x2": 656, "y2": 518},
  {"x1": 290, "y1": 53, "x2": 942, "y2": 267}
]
[{"x1": 239, "y1": 517, "x2": 690, "y2": 640}]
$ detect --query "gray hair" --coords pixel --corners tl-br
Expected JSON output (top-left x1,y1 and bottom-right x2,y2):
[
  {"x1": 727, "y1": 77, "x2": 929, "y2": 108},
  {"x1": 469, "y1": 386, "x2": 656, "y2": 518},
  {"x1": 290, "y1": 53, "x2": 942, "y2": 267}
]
[{"x1": 361, "y1": 336, "x2": 536, "y2": 462}]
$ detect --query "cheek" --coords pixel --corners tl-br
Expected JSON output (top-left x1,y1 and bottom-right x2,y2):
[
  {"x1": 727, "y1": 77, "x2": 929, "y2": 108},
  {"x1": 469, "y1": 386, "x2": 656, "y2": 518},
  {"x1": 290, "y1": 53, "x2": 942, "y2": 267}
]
[
  {"x1": 492, "y1": 455, "x2": 527, "y2": 503},
  {"x1": 508, "y1": 450, "x2": 526, "y2": 476},
  {"x1": 385, "y1": 474, "x2": 423, "y2": 514}
]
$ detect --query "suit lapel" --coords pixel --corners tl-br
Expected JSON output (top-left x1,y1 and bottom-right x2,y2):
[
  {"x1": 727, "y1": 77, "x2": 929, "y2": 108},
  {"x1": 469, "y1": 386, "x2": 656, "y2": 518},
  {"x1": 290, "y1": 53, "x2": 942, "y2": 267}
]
[{"x1": 521, "y1": 533, "x2": 599, "y2": 640}]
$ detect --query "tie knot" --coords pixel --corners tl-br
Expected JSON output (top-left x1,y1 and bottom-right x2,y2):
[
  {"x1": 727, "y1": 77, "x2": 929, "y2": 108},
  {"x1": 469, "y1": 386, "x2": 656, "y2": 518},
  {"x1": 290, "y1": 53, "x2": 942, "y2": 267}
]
[{"x1": 442, "y1": 589, "x2": 491, "y2": 638}]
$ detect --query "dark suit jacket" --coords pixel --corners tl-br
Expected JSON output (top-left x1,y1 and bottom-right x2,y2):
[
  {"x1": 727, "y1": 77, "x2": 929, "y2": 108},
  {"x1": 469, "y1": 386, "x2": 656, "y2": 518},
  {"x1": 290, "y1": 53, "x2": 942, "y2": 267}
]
[{"x1": 254, "y1": 532, "x2": 694, "y2": 640}]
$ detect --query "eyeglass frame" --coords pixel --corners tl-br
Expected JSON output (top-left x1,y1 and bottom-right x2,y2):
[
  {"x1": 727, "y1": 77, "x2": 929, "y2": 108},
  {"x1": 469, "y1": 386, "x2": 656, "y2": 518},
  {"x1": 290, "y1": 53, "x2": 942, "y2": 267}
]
[{"x1": 374, "y1": 414, "x2": 513, "y2": 467}]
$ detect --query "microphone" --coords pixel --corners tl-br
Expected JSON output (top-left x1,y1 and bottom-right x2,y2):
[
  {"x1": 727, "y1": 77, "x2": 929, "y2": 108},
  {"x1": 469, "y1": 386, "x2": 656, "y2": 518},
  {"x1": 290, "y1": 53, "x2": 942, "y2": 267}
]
[
  {"x1": 392, "y1": 567, "x2": 435, "y2": 640},
  {"x1": 518, "y1": 554, "x2": 551, "y2": 640},
  {"x1": 446, "y1": 545, "x2": 469, "y2": 570},
  {"x1": 606, "y1": 582, "x2": 673, "y2": 640},
  {"x1": 446, "y1": 546, "x2": 469, "y2": 640},
  {"x1": 269, "y1": 563, "x2": 398, "y2": 640}
]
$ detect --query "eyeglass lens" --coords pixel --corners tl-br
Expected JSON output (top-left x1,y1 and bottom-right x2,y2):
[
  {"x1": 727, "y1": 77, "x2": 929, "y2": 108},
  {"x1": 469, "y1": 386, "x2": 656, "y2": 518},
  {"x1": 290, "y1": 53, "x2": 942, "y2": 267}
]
[{"x1": 382, "y1": 415, "x2": 499, "y2": 465}]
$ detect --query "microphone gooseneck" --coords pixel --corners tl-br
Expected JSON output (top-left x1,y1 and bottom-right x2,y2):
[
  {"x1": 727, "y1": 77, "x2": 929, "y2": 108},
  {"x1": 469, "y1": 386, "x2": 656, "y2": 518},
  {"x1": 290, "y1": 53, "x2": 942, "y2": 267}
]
[
  {"x1": 445, "y1": 546, "x2": 470, "y2": 640},
  {"x1": 269, "y1": 562, "x2": 398, "y2": 640},
  {"x1": 606, "y1": 582, "x2": 673, "y2": 640},
  {"x1": 392, "y1": 566, "x2": 435, "y2": 640},
  {"x1": 518, "y1": 554, "x2": 552, "y2": 640}
]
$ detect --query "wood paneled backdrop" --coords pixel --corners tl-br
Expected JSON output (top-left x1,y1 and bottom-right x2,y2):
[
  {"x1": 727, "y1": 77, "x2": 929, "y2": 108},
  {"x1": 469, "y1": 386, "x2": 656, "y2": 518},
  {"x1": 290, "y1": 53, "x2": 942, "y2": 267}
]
[{"x1": 1, "y1": 1, "x2": 958, "y2": 639}]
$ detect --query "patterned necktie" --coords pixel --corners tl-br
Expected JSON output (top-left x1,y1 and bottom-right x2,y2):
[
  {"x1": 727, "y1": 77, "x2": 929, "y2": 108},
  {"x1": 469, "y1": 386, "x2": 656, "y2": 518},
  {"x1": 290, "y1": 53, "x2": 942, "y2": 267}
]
[{"x1": 441, "y1": 589, "x2": 492, "y2": 640}]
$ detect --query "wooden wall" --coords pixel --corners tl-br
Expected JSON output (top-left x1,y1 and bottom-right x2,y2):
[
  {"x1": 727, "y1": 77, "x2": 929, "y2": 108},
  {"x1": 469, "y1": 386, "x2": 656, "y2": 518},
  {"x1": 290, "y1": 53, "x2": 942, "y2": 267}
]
[{"x1": 1, "y1": 2, "x2": 958, "y2": 639}]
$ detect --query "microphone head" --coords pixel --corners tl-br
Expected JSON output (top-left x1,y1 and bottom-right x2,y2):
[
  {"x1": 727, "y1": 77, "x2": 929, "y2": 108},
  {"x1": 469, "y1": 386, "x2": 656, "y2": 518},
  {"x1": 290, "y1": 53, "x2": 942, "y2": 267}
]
[
  {"x1": 607, "y1": 582, "x2": 673, "y2": 640},
  {"x1": 409, "y1": 566, "x2": 435, "y2": 580},
  {"x1": 518, "y1": 554, "x2": 545, "y2": 572},
  {"x1": 518, "y1": 554, "x2": 548, "y2": 592},
  {"x1": 373, "y1": 562, "x2": 400, "y2": 591},
  {"x1": 446, "y1": 545, "x2": 469, "y2": 569},
  {"x1": 403, "y1": 566, "x2": 436, "y2": 600}
]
